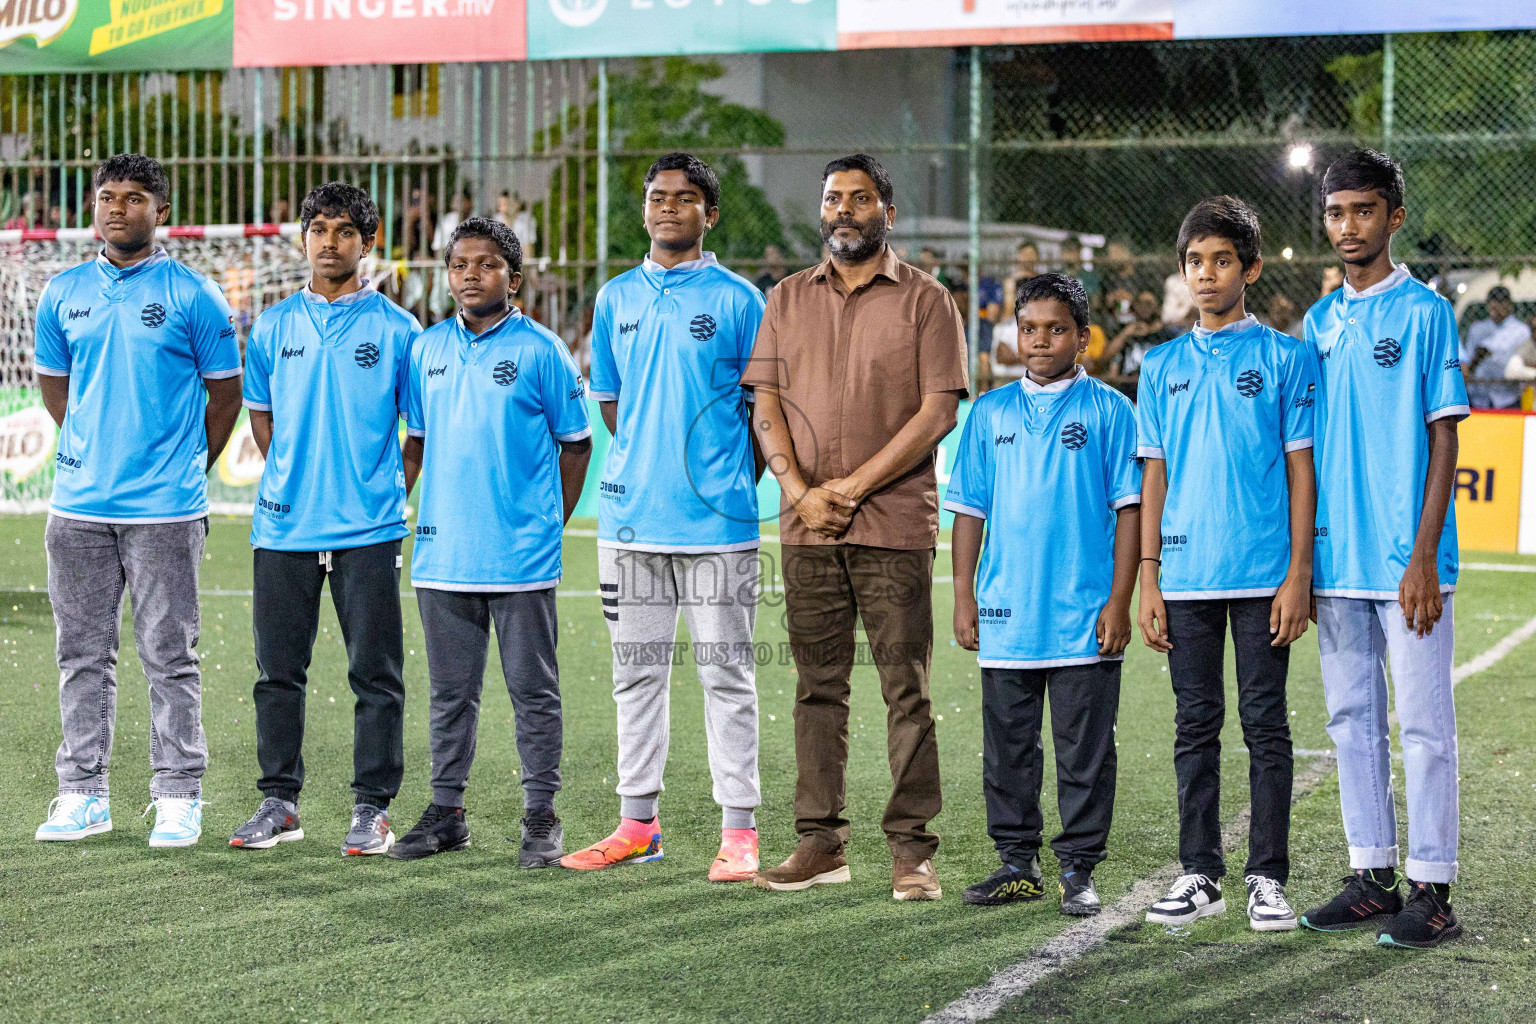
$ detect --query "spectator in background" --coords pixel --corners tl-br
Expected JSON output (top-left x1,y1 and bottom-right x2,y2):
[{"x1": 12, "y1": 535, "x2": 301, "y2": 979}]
[
  {"x1": 976, "y1": 270, "x2": 1003, "y2": 392},
  {"x1": 1060, "y1": 244, "x2": 1101, "y2": 299},
  {"x1": 755, "y1": 243, "x2": 789, "y2": 296},
  {"x1": 1263, "y1": 293, "x2": 1305, "y2": 341},
  {"x1": 1319, "y1": 265, "x2": 1344, "y2": 298},
  {"x1": 433, "y1": 191, "x2": 474, "y2": 254},
  {"x1": 918, "y1": 246, "x2": 950, "y2": 288},
  {"x1": 1098, "y1": 290, "x2": 1174, "y2": 381},
  {"x1": 494, "y1": 190, "x2": 513, "y2": 225},
  {"x1": 1504, "y1": 321, "x2": 1536, "y2": 395},
  {"x1": 510, "y1": 194, "x2": 538, "y2": 256},
  {"x1": 1001, "y1": 242, "x2": 1043, "y2": 323},
  {"x1": 269, "y1": 198, "x2": 291, "y2": 225},
  {"x1": 1464, "y1": 285, "x2": 1530, "y2": 409}
]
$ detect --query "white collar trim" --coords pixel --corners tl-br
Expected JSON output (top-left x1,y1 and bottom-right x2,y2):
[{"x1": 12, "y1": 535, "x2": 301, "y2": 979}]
[
  {"x1": 1343, "y1": 263, "x2": 1412, "y2": 300},
  {"x1": 1020, "y1": 364, "x2": 1086, "y2": 394},
  {"x1": 304, "y1": 279, "x2": 373, "y2": 305},
  {"x1": 96, "y1": 246, "x2": 168, "y2": 273},
  {"x1": 1192, "y1": 313, "x2": 1259, "y2": 338},
  {"x1": 643, "y1": 251, "x2": 719, "y2": 274},
  {"x1": 457, "y1": 306, "x2": 519, "y2": 336}
]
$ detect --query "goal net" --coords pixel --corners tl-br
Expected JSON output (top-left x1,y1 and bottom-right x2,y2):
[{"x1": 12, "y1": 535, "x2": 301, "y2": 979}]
[{"x1": 0, "y1": 225, "x2": 311, "y2": 514}]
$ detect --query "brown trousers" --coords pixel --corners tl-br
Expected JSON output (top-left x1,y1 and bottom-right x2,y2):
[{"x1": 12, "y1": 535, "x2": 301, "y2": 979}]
[{"x1": 781, "y1": 544, "x2": 941, "y2": 859}]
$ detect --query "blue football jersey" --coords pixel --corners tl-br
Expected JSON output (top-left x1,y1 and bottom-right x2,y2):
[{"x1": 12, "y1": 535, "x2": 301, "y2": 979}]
[
  {"x1": 1136, "y1": 316, "x2": 1317, "y2": 599},
  {"x1": 243, "y1": 286, "x2": 422, "y2": 551},
  {"x1": 589, "y1": 254, "x2": 764, "y2": 552},
  {"x1": 1305, "y1": 266, "x2": 1469, "y2": 598},
  {"x1": 405, "y1": 309, "x2": 590, "y2": 591},
  {"x1": 33, "y1": 249, "x2": 241, "y2": 523},
  {"x1": 944, "y1": 368, "x2": 1142, "y2": 668}
]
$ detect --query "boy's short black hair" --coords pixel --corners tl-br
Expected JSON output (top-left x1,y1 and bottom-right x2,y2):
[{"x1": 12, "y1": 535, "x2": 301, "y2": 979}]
[
  {"x1": 1177, "y1": 195, "x2": 1263, "y2": 270},
  {"x1": 822, "y1": 154, "x2": 894, "y2": 207},
  {"x1": 92, "y1": 154, "x2": 169, "y2": 203},
  {"x1": 1014, "y1": 272, "x2": 1091, "y2": 330},
  {"x1": 1320, "y1": 148, "x2": 1405, "y2": 213},
  {"x1": 644, "y1": 152, "x2": 720, "y2": 211},
  {"x1": 300, "y1": 181, "x2": 379, "y2": 237},
  {"x1": 445, "y1": 216, "x2": 522, "y2": 273}
]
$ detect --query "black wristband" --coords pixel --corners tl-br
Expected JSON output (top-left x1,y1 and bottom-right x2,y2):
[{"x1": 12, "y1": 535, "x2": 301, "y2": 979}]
[{"x1": 1140, "y1": 557, "x2": 1161, "y2": 564}]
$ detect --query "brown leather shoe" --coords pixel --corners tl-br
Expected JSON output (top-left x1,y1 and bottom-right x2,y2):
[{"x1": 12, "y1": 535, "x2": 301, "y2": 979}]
[
  {"x1": 752, "y1": 842, "x2": 850, "y2": 891},
  {"x1": 893, "y1": 856, "x2": 942, "y2": 901}
]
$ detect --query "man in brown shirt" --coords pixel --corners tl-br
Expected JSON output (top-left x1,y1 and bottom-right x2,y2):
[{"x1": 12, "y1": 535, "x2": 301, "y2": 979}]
[{"x1": 745, "y1": 154, "x2": 968, "y2": 900}]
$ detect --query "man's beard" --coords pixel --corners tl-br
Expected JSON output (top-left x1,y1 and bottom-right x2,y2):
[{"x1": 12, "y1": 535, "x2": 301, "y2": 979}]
[{"x1": 821, "y1": 215, "x2": 887, "y2": 263}]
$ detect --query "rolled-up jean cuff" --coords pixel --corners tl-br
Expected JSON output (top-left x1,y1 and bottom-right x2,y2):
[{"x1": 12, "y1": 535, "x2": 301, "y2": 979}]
[
  {"x1": 60, "y1": 786, "x2": 110, "y2": 798},
  {"x1": 150, "y1": 789, "x2": 201, "y2": 800},
  {"x1": 1405, "y1": 858, "x2": 1458, "y2": 885},
  {"x1": 1348, "y1": 844, "x2": 1400, "y2": 870}
]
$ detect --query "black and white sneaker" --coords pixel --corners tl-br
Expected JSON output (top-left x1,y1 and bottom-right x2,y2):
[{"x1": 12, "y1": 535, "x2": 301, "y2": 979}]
[
  {"x1": 1059, "y1": 870, "x2": 1101, "y2": 916},
  {"x1": 229, "y1": 797, "x2": 303, "y2": 849},
  {"x1": 1146, "y1": 873, "x2": 1225, "y2": 925},
  {"x1": 1245, "y1": 874, "x2": 1297, "y2": 931},
  {"x1": 519, "y1": 812, "x2": 563, "y2": 868},
  {"x1": 962, "y1": 857, "x2": 1045, "y2": 906},
  {"x1": 1376, "y1": 881, "x2": 1462, "y2": 949}
]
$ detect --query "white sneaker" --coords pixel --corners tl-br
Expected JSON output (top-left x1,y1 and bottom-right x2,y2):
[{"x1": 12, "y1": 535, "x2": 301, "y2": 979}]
[
  {"x1": 1147, "y1": 873, "x2": 1225, "y2": 925},
  {"x1": 145, "y1": 798, "x2": 203, "y2": 848},
  {"x1": 35, "y1": 794, "x2": 112, "y2": 841},
  {"x1": 1245, "y1": 874, "x2": 1298, "y2": 931}
]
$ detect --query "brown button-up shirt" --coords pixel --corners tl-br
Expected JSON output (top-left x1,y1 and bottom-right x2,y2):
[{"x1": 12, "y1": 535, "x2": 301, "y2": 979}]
[{"x1": 742, "y1": 245, "x2": 969, "y2": 549}]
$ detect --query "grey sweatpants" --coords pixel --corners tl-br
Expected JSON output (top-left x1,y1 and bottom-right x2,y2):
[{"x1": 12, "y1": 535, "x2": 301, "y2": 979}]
[
  {"x1": 416, "y1": 586, "x2": 562, "y2": 811},
  {"x1": 45, "y1": 515, "x2": 208, "y2": 800},
  {"x1": 599, "y1": 547, "x2": 761, "y2": 827}
]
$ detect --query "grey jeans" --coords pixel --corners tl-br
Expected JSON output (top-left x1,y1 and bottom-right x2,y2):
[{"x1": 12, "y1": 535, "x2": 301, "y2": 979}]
[
  {"x1": 46, "y1": 515, "x2": 208, "y2": 800},
  {"x1": 416, "y1": 586, "x2": 563, "y2": 810}
]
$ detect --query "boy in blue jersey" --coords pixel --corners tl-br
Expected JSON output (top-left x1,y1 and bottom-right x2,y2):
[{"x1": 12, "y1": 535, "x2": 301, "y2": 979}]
[
  {"x1": 561, "y1": 153, "x2": 767, "y2": 881},
  {"x1": 946, "y1": 274, "x2": 1140, "y2": 916},
  {"x1": 229, "y1": 183, "x2": 422, "y2": 857},
  {"x1": 1297, "y1": 151, "x2": 1468, "y2": 949},
  {"x1": 1137, "y1": 197, "x2": 1317, "y2": 931},
  {"x1": 32, "y1": 155, "x2": 243, "y2": 848},
  {"x1": 391, "y1": 218, "x2": 592, "y2": 866}
]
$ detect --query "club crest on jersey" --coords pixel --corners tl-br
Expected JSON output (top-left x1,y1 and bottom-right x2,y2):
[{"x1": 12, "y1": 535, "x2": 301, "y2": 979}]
[
  {"x1": 492, "y1": 360, "x2": 519, "y2": 386},
  {"x1": 354, "y1": 342, "x2": 381, "y2": 369},
  {"x1": 690, "y1": 314, "x2": 718, "y2": 342},
  {"x1": 1236, "y1": 370, "x2": 1263, "y2": 398},
  {"x1": 1060, "y1": 422, "x2": 1087, "y2": 451},
  {"x1": 1374, "y1": 338, "x2": 1403, "y2": 368},
  {"x1": 140, "y1": 303, "x2": 167, "y2": 329}
]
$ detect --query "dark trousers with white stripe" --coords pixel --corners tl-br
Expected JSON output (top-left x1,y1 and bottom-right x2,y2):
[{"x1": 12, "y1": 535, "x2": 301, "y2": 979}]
[
  {"x1": 981, "y1": 661, "x2": 1121, "y2": 874},
  {"x1": 251, "y1": 541, "x2": 406, "y2": 808},
  {"x1": 1165, "y1": 597, "x2": 1293, "y2": 883}
]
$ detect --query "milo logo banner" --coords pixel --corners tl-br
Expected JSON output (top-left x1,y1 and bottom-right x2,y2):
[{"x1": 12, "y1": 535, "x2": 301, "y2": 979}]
[{"x1": 0, "y1": 0, "x2": 233, "y2": 72}]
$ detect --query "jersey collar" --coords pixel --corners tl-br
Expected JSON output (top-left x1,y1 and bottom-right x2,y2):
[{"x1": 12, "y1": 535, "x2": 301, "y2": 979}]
[
  {"x1": 642, "y1": 251, "x2": 718, "y2": 275},
  {"x1": 1343, "y1": 263, "x2": 1412, "y2": 300},
  {"x1": 1191, "y1": 313, "x2": 1259, "y2": 339},
  {"x1": 95, "y1": 246, "x2": 168, "y2": 280},
  {"x1": 456, "y1": 305, "x2": 520, "y2": 340},
  {"x1": 1019, "y1": 364, "x2": 1086, "y2": 394},
  {"x1": 304, "y1": 279, "x2": 374, "y2": 305}
]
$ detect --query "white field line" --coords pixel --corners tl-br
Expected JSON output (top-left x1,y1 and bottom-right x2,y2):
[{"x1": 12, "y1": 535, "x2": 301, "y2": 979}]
[{"x1": 924, "y1": 612, "x2": 1536, "y2": 1024}]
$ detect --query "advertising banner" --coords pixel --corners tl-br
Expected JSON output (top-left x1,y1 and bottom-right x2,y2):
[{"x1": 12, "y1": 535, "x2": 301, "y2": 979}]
[
  {"x1": 234, "y1": 0, "x2": 527, "y2": 67},
  {"x1": 1172, "y1": 0, "x2": 1536, "y2": 40},
  {"x1": 1455, "y1": 411, "x2": 1525, "y2": 554},
  {"x1": 0, "y1": 0, "x2": 233, "y2": 73},
  {"x1": 527, "y1": 0, "x2": 835, "y2": 60},
  {"x1": 837, "y1": 0, "x2": 1174, "y2": 50}
]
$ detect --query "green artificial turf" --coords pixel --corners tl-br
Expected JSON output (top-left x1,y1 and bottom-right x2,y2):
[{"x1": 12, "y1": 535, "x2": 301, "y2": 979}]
[{"x1": 0, "y1": 518, "x2": 1530, "y2": 1023}]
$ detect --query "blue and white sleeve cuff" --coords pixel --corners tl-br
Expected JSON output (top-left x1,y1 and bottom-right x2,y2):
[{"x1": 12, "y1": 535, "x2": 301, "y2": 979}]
[
  {"x1": 32, "y1": 364, "x2": 69, "y2": 377},
  {"x1": 406, "y1": 428, "x2": 425, "y2": 438},
  {"x1": 1282, "y1": 437, "x2": 1314, "y2": 452},
  {"x1": 1110, "y1": 494, "x2": 1141, "y2": 510},
  {"x1": 942, "y1": 500, "x2": 987, "y2": 520},
  {"x1": 587, "y1": 390, "x2": 619, "y2": 402},
  {"x1": 1135, "y1": 445, "x2": 1165, "y2": 459},
  {"x1": 243, "y1": 401, "x2": 272, "y2": 412},
  {"x1": 200, "y1": 367, "x2": 244, "y2": 380},
  {"x1": 555, "y1": 426, "x2": 593, "y2": 442},
  {"x1": 1426, "y1": 404, "x2": 1471, "y2": 424}
]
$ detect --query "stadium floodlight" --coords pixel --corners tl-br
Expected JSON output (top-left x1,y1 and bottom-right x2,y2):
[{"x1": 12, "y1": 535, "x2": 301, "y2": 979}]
[
  {"x1": 1281, "y1": 247, "x2": 1295, "y2": 260},
  {"x1": 1287, "y1": 143, "x2": 1313, "y2": 170}
]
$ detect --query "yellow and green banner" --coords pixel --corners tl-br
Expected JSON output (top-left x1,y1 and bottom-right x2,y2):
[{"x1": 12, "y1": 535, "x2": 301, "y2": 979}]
[{"x1": 0, "y1": 0, "x2": 232, "y2": 72}]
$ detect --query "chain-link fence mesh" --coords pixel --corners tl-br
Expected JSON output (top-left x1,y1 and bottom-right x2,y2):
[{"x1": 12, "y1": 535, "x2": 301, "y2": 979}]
[{"x1": 0, "y1": 32, "x2": 1533, "y2": 381}]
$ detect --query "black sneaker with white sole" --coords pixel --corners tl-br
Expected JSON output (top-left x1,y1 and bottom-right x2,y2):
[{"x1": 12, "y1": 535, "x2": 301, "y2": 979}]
[
  {"x1": 1376, "y1": 881, "x2": 1462, "y2": 949},
  {"x1": 1146, "y1": 873, "x2": 1225, "y2": 925},
  {"x1": 388, "y1": 804, "x2": 470, "y2": 861},
  {"x1": 1245, "y1": 874, "x2": 1297, "y2": 931},
  {"x1": 1299, "y1": 869, "x2": 1402, "y2": 932},
  {"x1": 520, "y1": 812, "x2": 563, "y2": 868},
  {"x1": 1059, "y1": 870, "x2": 1101, "y2": 916},
  {"x1": 962, "y1": 856, "x2": 1045, "y2": 906},
  {"x1": 229, "y1": 797, "x2": 303, "y2": 849}
]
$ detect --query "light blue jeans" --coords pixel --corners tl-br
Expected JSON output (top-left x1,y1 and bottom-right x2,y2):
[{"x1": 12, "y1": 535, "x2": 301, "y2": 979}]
[{"x1": 1316, "y1": 596, "x2": 1458, "y2": 884}]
